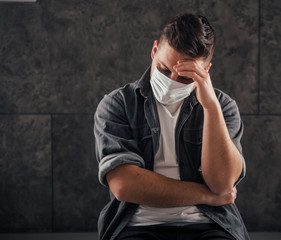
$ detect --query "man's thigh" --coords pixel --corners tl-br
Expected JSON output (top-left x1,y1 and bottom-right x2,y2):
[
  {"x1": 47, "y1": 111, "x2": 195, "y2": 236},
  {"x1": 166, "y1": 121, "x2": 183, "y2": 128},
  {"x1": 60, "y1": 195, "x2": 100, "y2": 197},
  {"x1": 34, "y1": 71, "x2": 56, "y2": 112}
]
[
  {"x1": 115, "y1": 223, "x2": 235, "y2": 240},
  {"x1": 179, "y1": 223, "x2": 235, "y2": 240},
  {"x1": 115, "y1": 225, "x2": 175, "y2": 240}
]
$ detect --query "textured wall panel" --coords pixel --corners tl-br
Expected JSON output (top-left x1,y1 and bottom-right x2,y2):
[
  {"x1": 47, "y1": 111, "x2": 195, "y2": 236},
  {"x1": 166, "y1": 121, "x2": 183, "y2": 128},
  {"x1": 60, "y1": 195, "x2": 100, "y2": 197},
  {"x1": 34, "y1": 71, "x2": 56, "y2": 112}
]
[
  {"x1": 260, "y1": 0, "x2": 281, "y2": 114},
  {"x1": 0, "y1": 0, "x2": 280, "y2": 233},
  {"x1": 191, "y1": 0, "x2": 258, "y2": 114},
  {"x1": 52, "y1": 114, "x2": 109, "y2": 231},
  {"x1": 0, "y1": 115, "x2": 52, "y2": 232},
  {"x1": 0, "y1": 0, "x2": 258, "y2": 114},
  {"x1": 237, "y1": 115, "x2": 281, "y2": 231}
]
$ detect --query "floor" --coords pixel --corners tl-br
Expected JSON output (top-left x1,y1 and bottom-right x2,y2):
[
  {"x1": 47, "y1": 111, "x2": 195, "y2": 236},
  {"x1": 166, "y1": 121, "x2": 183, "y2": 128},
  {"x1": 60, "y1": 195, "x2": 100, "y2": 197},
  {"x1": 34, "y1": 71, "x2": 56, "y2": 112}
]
[{"x1": 0, "y1": 232, "x2": 281, "y2": 240}]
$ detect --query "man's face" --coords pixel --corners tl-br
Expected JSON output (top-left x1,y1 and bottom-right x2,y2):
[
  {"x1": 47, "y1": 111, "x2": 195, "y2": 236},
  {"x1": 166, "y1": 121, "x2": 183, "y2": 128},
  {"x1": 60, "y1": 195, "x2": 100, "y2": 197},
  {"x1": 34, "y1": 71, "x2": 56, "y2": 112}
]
[{"x1": 150, "y1": 40, "x2": 210, "y2": 85}]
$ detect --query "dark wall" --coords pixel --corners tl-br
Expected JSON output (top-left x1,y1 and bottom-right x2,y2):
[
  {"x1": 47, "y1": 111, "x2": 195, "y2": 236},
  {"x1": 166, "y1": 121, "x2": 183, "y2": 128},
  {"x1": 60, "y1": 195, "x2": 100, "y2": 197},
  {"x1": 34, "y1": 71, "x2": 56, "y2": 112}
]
[{"x1": 0, "y1": 0, "x2": 280, "y2": 233}]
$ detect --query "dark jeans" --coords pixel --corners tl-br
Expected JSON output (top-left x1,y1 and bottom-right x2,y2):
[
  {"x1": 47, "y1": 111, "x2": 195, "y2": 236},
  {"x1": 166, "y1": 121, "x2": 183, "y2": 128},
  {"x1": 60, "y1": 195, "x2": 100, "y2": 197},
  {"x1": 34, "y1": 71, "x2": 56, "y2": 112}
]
[{"x1": 116, "y1": 223, "x2": 236, "y2": 240}]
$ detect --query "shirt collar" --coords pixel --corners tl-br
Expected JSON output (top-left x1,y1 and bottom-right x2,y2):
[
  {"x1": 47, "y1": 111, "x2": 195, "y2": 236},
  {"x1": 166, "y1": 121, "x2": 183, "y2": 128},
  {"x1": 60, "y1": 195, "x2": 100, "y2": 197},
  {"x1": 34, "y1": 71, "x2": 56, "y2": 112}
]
[{"x1": 136, "y1": 66, "x2": 151, "y2": 98}]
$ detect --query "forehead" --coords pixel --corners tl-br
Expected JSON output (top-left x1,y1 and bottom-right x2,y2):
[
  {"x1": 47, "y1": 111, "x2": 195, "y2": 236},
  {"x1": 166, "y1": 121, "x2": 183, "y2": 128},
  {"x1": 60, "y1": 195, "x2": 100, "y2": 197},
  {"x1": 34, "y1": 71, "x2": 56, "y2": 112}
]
[{"x1": 157, "y1": 40, "x2": 206, "y2": 67}]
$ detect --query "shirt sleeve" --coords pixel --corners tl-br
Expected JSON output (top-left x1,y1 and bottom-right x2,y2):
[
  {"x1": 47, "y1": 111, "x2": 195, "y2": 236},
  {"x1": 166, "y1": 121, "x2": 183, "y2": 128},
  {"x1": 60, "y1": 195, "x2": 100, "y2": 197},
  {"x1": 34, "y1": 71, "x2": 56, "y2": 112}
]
[
  {"x1": 220, "y1": 96, "x2": 246, "y2": 186},
  {"x1": 94, "y1": 93, "x2": 145, "y2": 187}
]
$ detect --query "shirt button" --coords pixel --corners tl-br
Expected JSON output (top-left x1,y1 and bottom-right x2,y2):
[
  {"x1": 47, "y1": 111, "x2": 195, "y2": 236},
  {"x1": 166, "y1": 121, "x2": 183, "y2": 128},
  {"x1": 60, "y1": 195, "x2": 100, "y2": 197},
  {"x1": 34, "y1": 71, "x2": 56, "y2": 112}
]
[{"x1": 153, "y1": 128, "x2": 159, "y2": 133}]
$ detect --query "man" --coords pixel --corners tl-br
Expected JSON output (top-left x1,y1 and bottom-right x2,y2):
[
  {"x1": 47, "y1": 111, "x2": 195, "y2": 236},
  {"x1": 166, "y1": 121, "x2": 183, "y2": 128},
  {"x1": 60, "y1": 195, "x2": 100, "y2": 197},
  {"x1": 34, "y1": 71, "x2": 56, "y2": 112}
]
[{"x1": 94, "y1": 12, "x2": 249, "y2": 240}]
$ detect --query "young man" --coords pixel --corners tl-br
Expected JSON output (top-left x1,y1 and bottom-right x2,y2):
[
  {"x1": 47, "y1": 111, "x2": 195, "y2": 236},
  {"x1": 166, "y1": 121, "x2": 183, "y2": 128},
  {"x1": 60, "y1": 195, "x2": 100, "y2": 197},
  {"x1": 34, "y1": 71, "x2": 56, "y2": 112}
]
[{"x1": 94, "y1": 13, "x2": 249, "y2": 240}]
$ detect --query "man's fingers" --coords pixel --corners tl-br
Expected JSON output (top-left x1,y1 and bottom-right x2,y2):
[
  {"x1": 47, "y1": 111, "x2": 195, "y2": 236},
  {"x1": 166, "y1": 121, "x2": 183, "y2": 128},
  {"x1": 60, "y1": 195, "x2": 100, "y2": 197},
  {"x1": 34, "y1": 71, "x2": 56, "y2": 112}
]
[
  {"x1": 177, "y1": 70, "x2": 203, "y2": 84},
  {"x1": 174, "y1": 61, "x2": 207, "y2": 78}
]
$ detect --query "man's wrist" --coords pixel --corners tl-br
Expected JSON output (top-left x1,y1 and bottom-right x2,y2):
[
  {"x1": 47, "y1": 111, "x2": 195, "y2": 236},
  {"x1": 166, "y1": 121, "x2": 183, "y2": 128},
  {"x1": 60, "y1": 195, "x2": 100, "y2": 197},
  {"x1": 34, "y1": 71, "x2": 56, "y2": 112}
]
[
  {"x1": 203, "y1": 100, "x2": 221, "y2": 114},
  {"x1": 196, "y1": 183, "x2": 212, "y2": 205}
]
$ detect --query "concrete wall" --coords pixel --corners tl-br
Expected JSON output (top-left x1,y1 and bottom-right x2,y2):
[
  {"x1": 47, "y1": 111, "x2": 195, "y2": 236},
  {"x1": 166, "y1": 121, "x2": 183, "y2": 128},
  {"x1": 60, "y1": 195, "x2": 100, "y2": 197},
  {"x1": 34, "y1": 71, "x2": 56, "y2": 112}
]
[{"x1": 0, "y1": 0, "x2": 280, "y2": 233}]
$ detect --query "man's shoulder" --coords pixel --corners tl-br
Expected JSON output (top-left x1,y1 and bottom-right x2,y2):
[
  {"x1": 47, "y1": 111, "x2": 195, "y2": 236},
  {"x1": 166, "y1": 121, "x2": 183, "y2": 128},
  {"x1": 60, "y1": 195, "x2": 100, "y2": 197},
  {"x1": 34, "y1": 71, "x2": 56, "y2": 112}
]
[
  {"x1": 107, "y1": 80, "x2": 139, "y2": 99},
  {"x1": 95, "y1": 79, "x2": 141, "y2": 114},
  {"x1": 107, "y1": 67, "x2": 151, "y2": 100},
  {"x1": 213, "y1": 88, "x2": 241, "y2": 116},
  {"x1": 214, "y1": 88, "x2": 235, "y2": 105}
]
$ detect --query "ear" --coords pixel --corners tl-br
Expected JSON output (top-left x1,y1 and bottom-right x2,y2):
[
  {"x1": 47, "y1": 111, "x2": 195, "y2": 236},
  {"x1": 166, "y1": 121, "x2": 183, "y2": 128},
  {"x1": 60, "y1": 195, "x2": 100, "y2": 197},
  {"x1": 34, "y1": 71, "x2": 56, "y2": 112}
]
[
  {"x1": 151, "y1": 40, "x2": 159, "y2": 60},
  {"x1": 205, "y1": 62, "x2": 212, "y2": 72}
]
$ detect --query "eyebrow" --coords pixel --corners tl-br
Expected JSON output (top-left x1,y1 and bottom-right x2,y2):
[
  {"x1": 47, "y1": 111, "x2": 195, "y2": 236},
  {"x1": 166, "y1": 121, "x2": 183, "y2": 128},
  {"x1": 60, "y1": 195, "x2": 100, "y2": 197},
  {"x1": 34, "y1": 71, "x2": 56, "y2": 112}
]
[{"x1": 159, "y1": 60, "x2": 170, "y2": 71}]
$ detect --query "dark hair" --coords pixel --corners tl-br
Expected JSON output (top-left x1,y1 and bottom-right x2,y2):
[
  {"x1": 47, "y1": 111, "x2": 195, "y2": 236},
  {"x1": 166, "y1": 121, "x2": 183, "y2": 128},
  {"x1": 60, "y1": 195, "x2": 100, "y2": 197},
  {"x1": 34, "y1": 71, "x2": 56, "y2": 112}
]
[{"x1": 160, "y1": 13, "x2": 216, "y2": 59}]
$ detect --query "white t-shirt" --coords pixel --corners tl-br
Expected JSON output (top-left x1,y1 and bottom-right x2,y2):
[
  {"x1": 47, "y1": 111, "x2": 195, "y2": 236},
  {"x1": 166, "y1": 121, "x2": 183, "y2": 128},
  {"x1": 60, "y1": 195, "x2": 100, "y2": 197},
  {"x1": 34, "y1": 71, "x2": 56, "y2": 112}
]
[{"x1": 128, "y1": 99, "x2": 212, "y2": 226}]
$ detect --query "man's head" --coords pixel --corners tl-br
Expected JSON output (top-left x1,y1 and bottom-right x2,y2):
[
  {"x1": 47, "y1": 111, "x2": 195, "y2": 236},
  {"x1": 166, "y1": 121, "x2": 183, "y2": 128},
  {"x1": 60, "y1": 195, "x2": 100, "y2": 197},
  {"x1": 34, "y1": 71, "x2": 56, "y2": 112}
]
[{"x1": 151, "y1": 13, "x2": 215, "y2": 84}]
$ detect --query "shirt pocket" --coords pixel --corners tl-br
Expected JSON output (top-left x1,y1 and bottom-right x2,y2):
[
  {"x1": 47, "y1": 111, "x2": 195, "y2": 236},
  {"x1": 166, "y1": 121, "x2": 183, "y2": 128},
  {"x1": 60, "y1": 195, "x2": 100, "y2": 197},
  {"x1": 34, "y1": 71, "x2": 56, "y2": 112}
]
[
  {"x1": 135, "y1": 126, "x2": 153, "y2": 168},
  {"x1": 183, "y1": 128, "x2": 203, "y2": 145},
  {"x1": 139, "y1": 127, "x2": 153, "y2": 142},
  {"x1": 182, "y1": 128, "x2": 203, "y2": 174},
  {"x1": 132, "y1": 126, "x2": 152, "y2": 151}
]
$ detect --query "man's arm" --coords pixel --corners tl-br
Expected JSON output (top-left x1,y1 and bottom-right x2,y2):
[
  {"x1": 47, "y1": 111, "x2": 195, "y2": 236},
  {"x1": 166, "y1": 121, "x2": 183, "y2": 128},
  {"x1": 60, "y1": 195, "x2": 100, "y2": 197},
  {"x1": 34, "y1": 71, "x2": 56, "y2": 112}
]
[
  {"x1": 175, "y1": 60, "x2": 243, "y2": 195},
  {"x1": 107, "y1": 164, "x2": 236, "y2": 207},
  {"x1": 201, "y1": 102, "x2": 243, "y2": 195},
  {"x1": 95, "y1": 90, "x2": 236, "y2": 208}
]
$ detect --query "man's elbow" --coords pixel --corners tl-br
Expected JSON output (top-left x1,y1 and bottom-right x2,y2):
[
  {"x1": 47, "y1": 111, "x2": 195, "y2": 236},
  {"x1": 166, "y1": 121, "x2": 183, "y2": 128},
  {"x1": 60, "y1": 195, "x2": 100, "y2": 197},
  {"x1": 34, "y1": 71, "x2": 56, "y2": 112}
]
[
  {"x1": 210, "y1": 184, "x2": 234, "y2": 196},
  {"x1": 106, "y1": 165, "x2": 137, "y2": 202},
  {"x1": 109, "y1": 180, "x2": 130, "y2": 202},
  {"x1": 203, "y1": 171, "x2": 239, "y2": 196}
]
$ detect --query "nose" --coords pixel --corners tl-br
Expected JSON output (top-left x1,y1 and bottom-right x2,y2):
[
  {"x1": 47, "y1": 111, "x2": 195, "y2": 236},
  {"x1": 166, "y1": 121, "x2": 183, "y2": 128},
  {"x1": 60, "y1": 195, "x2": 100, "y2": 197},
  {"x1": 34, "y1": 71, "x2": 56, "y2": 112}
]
[{"x1": 169, "y1": 71, "x2": 179, "y2": 81}]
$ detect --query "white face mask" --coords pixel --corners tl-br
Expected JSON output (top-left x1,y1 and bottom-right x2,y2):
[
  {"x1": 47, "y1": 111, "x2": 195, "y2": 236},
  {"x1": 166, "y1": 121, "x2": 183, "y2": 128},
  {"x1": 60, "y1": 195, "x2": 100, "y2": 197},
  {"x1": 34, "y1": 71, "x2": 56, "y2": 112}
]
[{"x1": 150, "y1": 66, "x2": 195, "y2": 105}]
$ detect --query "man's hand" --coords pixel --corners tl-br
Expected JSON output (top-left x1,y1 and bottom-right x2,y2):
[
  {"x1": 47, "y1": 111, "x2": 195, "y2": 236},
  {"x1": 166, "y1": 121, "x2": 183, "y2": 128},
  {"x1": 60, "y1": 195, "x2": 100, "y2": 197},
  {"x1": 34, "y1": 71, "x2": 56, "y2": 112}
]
[
  {"x1": 206, "y1": 187, "x2": 237, "y2": 206},
  {"x1": 173, "y1": 59, "x2": 219, "y2": 111}
]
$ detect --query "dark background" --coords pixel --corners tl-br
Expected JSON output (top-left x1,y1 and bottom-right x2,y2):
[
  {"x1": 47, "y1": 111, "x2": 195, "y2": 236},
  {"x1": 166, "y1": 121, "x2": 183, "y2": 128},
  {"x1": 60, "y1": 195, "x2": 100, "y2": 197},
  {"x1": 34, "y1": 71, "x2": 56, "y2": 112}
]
[{"x1": 0, "y1": 0, "x2": 280, "y2": 233}]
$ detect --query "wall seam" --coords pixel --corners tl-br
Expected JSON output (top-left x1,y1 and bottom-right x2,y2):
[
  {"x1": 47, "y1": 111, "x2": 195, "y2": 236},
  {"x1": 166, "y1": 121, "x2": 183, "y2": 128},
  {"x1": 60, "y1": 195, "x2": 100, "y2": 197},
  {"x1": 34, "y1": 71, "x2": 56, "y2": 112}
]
[
  {"x1": 257, "y1": 0, "x2": 261, "y2": 114},
  {"x1": 1, "y1": 112, "x2": 281, "y2": 116},
  {"x1": 241, "y1": 113, "x2": 281, "y2": 116},
  {"x1": 0, "y1": 113, "x2": 94, "y2": 116},
  {"x1": 51, "y1": 114, "x2": 54, "y2": 232}
]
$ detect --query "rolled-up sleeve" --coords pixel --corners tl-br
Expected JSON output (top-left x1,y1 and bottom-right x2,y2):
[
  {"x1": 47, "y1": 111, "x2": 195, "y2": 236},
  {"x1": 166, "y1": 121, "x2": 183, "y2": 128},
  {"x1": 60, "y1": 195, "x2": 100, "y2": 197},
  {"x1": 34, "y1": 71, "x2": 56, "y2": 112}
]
[
  {"x1": 220, "y1": 96, "x2": 246, "y2": 186},
  {"x1": 94, "y1": 93, "x2": 145, "y2": 187}
]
